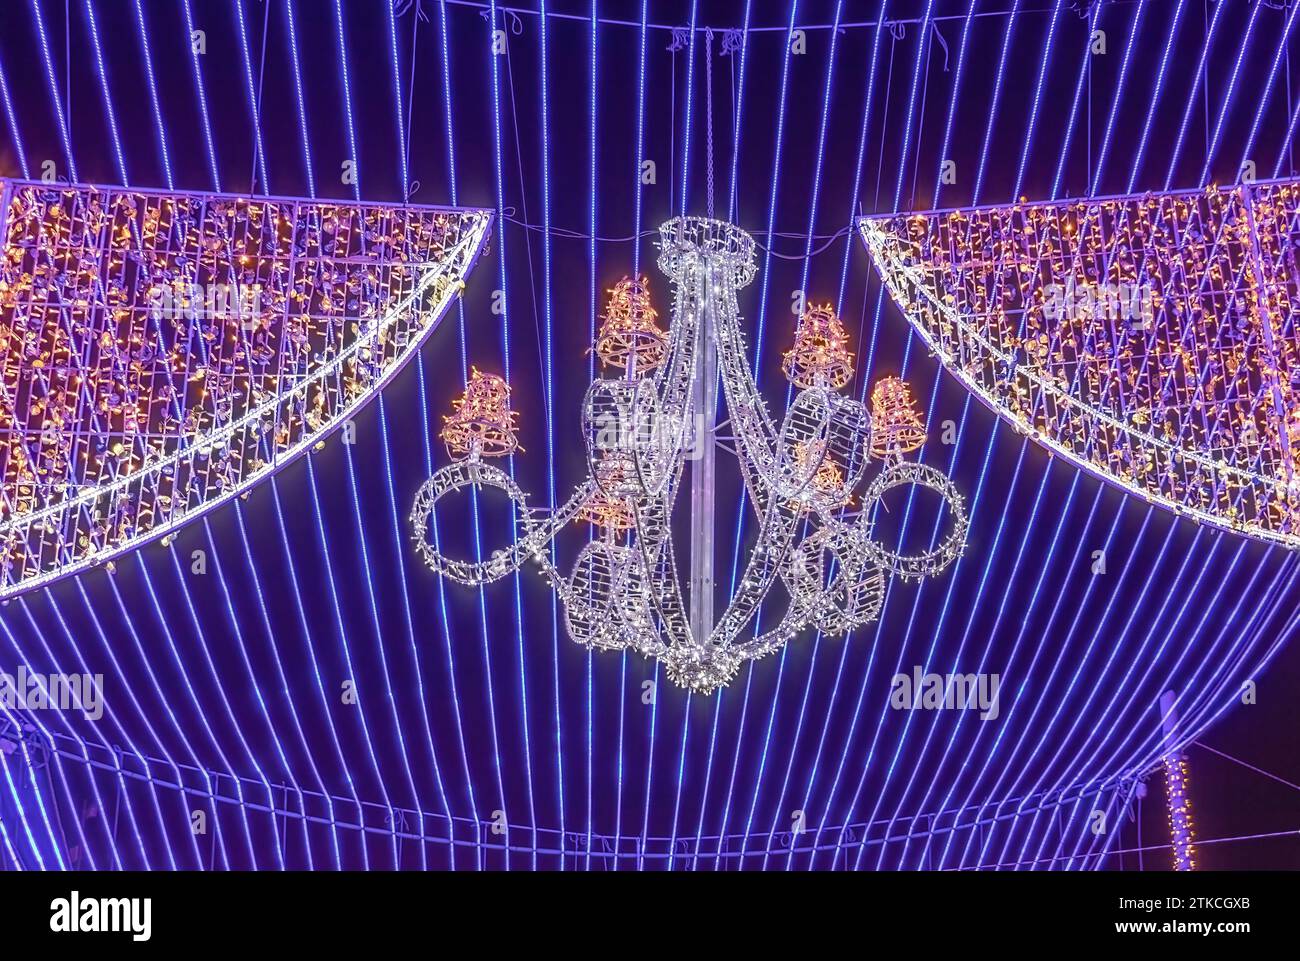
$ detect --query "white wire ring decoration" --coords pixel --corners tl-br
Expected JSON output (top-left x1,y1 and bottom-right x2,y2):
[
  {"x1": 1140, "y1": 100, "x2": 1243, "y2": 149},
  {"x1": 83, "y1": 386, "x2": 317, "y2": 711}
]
[{"x1": 857, "y1": 460, "x2": 969, "y2": 582}]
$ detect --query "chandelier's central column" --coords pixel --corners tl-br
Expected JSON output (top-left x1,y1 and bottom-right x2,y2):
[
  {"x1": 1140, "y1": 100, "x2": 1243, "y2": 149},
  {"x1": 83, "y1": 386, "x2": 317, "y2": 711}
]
[{"x1": 688, "y1": 266, "x2": 718, "y2": 642}]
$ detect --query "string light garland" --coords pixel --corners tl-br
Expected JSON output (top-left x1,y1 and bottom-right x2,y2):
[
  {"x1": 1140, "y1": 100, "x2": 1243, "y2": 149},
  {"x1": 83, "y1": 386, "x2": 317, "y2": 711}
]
[
  {"x1": 1162, "y1": 752, "x2": 1197, "y2": 871},
  {"x1": 413, "y1": 218, "x2": 967, "y2": 692},
  {"x1": 0, "y1": 180, "x2": 491, "y2": 598},
  {"x1": 860, "y1": 177, "x2": 1300, "y2": 547}
]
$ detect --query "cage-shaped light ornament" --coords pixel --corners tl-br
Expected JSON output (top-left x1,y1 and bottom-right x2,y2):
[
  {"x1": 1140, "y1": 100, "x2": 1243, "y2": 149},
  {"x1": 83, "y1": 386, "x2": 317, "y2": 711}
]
[
  {"x1": 440, "y1": 367, "x2": 520, "y2": 459},
  {"x1": 577, "y1": 455, "x2": 637, "y2": 531},
  {"x1": 594, "y1": 275, "x2": 667, "y2": 375},
  {"x1": 792, "y1": 439, "x2": 854, "y2": 512},
  {"x1": 1163, "y1": 752, "x2": 1197, "y2": 871},
  {"x1": 783, "y1": 302, "x2": 854, "y2": 389},
  {"x1": 870, "y1": 376, "x2": 927, "y2": 459}
]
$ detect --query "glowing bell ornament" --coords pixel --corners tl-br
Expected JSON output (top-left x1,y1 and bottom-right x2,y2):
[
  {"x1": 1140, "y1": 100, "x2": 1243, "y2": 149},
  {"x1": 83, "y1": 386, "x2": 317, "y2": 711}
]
[
  {"x1": 594, "y1": 275, "x2": 668, "y2": 376},
  {"x1": 440, "y1": 367, "x2": 520, "y2": 460},
  {"x1": 869, "y1": 376, "x2": 928, "y2": 459}
]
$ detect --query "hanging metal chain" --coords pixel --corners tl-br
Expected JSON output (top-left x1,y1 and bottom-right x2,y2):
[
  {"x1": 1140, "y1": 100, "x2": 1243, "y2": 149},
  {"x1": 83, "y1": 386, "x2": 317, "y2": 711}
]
[{"x1": 705, "y1": 27, "x2": 715, "y2": 219}]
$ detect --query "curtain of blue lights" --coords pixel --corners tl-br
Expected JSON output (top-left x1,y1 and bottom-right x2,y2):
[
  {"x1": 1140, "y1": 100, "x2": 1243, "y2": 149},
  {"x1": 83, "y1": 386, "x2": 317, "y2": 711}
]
[{"x1": 0, "y1": 0, "x2": 1297, "y2": 870}]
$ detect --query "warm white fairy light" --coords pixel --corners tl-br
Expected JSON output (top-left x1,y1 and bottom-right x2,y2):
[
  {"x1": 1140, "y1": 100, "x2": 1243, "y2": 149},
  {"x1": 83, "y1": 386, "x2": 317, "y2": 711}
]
[{"x1": 1162, "y1": 752, "x2": 1197, "y2": 871}]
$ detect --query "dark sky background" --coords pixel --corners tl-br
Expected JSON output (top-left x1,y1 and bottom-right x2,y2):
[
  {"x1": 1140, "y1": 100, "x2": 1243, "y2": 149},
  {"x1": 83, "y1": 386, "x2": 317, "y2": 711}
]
[{"x1": 0, "y1": 0, "x2": 1298, "y2": 869}]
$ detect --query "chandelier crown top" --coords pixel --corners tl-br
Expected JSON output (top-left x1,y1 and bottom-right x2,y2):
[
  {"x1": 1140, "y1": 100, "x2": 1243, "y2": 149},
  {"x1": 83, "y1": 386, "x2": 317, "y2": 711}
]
[{"x1": 657, "y1": 217, "x2": 756, "y2": 289}]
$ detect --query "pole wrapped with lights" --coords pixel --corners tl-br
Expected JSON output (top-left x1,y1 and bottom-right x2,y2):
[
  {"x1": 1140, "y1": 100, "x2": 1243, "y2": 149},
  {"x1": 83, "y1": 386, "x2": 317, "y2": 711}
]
[
  {"x1": 412, "y1": 219, "x2": 967, "y2": 691},
  {"x1": 1158, "y1": 690, "x2": 1197, "y2": 871},
  {"x1": 1162, "y1": 751, "x2": 1197, "y2": 871}
]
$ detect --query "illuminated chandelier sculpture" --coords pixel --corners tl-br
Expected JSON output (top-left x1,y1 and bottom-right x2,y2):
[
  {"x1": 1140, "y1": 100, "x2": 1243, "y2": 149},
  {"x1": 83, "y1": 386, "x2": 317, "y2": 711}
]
[
  {"x1": 412, "y1": 219, "x2": 968, "y2": 692},
  {"x1": 0, "y1": 180, "x2": 491, "y2": 598},
  {"x1": 860, "y1": 177, "x2": 1300, "y2": 547}
]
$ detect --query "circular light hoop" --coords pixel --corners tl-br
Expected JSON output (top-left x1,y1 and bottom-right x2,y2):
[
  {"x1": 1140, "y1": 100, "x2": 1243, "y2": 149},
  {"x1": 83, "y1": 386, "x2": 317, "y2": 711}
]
[
  {"x1": 858, "y1": 461, "x2": 968, "y2": 580},
  {"x1": 823, "y1": 394, "x2": 873, "y2": 496},
  {"x1": 787, "y1": 523, "x2": 886, "y2": 635},
  {"x1": 564, "y1": 541, "x2": 650, "y2": 652},
  {"x1": 583, "y1": 378, "x2": 675, "y2": 498},
  {"x1": 409, "y1": 460, "x2": 537, "y2": 586}
]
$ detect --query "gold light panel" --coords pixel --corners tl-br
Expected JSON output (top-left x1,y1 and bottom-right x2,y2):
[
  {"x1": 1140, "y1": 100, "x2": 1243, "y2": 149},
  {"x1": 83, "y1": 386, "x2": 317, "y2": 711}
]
[
  {"x1": 861, "y1": 179, "x2": 1300, "y2": 545},
  {"x1": 0, "y1": 180, "x2": 491, "y2": 597}
]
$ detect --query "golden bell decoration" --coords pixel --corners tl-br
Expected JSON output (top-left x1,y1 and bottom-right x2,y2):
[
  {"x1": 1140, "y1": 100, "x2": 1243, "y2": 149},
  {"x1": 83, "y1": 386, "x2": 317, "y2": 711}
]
[
  {"x1": 782, "y1": 302, "x2": 854, "y2": 390},
  {"x1": 869, "y1": 376, "x2": 927, "y2": 458},
  {"x1": 440, "y1": 367, "x2": 520, "y2": 459},
  {"x1": 792, "y1": 440, "x2": 853, "y2": 512},
  {"x1": 577, "y1": 455, "x2": 637, "y2": 532},
  {"x1": 594, "y1": 276, "x2": 668, "y2": 375}
]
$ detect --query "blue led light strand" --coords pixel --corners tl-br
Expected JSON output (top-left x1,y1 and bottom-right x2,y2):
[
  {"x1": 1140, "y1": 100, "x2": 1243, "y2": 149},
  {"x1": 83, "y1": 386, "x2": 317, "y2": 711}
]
[
  {"x1": 713, "y1": 0, "x2": 800, "y2": 870},
  {"x1": 535, "y1": 0, "x2": 568, "y2": 870},
  {"x1": 131, "y1": 0, "x2": 172, "y2": 188},
  {"x1": 26, "y1": 0, "x2": 78, "y2": 183},
  {"x1": 81, "y1": 0, "x2": 128, "y2": 185}
]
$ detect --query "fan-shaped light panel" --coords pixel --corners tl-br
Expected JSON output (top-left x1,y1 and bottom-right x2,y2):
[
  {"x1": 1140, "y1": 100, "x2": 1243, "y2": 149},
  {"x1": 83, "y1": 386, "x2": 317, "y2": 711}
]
[
  {"x1": 0, "y1": 180, "x2": 491, "y2": 598},
  {"x1": 860, "y1": 178, "x2": 1300, "y2": 546}
]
